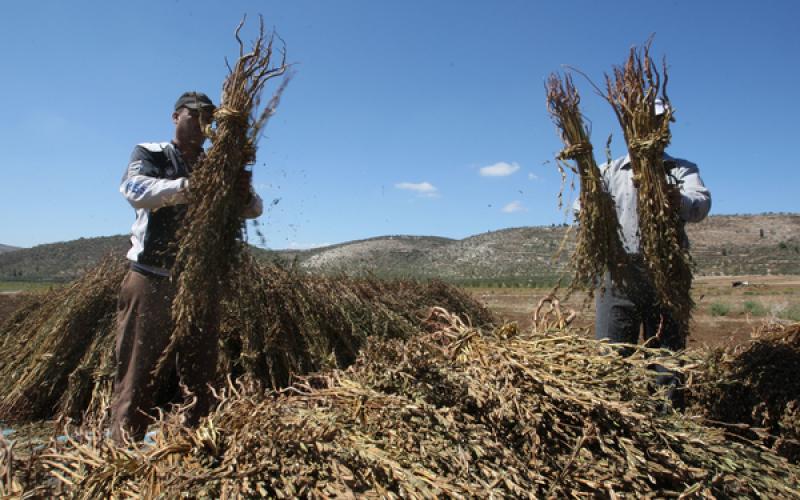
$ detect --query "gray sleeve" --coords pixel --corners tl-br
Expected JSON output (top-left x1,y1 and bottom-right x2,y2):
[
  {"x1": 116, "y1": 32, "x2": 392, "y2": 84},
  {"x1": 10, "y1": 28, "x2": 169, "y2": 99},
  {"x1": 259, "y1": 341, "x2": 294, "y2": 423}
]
[{"x1": 674, "y1": 162, "x2": 711, "y2": 223}]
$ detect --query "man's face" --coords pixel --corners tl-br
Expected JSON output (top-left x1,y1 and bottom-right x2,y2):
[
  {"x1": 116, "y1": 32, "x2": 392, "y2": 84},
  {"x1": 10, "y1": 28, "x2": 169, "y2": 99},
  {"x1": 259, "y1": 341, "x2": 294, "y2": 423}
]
[{"x1": 173, "y1": 107, "x2": 213, "y2": 149}]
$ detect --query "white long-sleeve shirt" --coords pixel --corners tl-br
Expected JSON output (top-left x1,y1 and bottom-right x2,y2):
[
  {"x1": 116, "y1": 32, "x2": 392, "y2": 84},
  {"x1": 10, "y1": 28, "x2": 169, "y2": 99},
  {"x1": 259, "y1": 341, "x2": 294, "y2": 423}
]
[
  {"x1": 120, "y1": 142, "x2": 263, "y2": 274},
  {"x1": 600, "y1": 153, "x2": 711, "y2": 253}
]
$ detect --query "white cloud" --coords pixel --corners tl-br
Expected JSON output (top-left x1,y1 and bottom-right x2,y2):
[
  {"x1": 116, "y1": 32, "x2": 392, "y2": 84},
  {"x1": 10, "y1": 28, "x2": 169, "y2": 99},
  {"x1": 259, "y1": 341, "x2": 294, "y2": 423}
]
[
  {"x1": 479, "y1": 161, "x2": 520, "y2": 177},
  {"x1": 395, "y1": 181, "x2": 439, "y2": 197},
  {"x1": 502, "y1": 201, "x2": 527, "y2": 213},
  {"x1": 528, "y1": 172, "x2": 539, "y2": 181}
]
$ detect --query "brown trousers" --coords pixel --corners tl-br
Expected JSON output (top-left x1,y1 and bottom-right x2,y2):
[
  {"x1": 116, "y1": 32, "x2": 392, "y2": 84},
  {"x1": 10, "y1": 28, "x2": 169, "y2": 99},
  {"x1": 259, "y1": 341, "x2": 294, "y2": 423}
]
[{"x1": 110, "y1": 269, "x2": 218, "y2": 443}]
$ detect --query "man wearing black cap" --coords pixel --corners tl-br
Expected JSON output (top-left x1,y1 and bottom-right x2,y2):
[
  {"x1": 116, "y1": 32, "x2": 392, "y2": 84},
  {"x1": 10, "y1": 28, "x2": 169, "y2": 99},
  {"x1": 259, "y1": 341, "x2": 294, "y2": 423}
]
[{"x1": 111, "y1": 91, "x2": 263, "y2": 443}]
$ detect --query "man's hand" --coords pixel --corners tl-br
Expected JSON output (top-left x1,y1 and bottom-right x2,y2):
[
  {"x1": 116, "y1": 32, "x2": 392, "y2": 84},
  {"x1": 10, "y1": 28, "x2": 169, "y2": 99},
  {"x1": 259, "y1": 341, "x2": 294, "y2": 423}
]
[{"x1": 237, "y1": 170, "x2": 254, "y2": 205}]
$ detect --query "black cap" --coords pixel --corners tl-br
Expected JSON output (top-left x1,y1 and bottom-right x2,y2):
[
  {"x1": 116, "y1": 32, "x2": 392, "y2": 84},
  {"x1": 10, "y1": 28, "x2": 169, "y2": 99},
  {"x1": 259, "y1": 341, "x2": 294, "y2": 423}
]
[{"x1": 174, "y1": 91, "x2": 215, "y2": 111}]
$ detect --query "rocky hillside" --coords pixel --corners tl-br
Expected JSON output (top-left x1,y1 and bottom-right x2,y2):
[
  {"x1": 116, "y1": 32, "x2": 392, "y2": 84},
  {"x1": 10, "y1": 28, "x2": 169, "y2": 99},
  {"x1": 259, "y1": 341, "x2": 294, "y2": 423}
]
[
  {"x1": 0, "y1": 244, "x2": 20, "y2": 255},
  {"x1": 288, "y1": 214, "x2": 799, "y2": 283},
  {"x1": 297, "y1": 226, "x2": 570, "y2": 285},
  {"x1": 1, "y1": 214, "x2": 797, "y2": 284},
  {"x1": 286, "y1": 235, "x2": 455, "y2": 275},
  {"x1": 687, "y1": 214, "x2": 800, "y2": 276}
]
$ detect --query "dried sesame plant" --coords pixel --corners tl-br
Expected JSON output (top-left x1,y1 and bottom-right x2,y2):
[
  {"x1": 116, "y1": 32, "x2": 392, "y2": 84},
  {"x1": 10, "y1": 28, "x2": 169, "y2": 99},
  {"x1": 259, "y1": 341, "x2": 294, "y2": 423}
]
[
  {"x1": 0, "y1": 256, "x2": 493, "y2": 426},
  {"x1": 604, "y1": 41, "x2": 694, "y2": 335},
  {"x1": 5, "y1": 312, "x2": 800, "y2": 498},
  {"x1": 159, "y1": 18, "x2": 291, "y2": 372},
  {"x1": 0, "y1": 257, "x2": 126, "y2": 422},
  {"x1": 546, "y1": 73, "x2": 627, "y2": 295},
  {"x1": 688, "y1": 321, "x2": 800, "y2": 463}
]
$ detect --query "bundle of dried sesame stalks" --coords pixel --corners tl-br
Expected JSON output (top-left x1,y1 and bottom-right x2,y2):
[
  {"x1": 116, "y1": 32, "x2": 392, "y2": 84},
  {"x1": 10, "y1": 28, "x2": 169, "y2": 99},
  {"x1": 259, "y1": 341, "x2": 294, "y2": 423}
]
[
  {"x1": 604, "y1": 42, "x2": 694, "y2": 334},
  {"x1": 160, "y1": 19, "x2": 290, "y2": 370},
  {"x1": 546, "y1": 73, "x2": 627, "y2": 294}
]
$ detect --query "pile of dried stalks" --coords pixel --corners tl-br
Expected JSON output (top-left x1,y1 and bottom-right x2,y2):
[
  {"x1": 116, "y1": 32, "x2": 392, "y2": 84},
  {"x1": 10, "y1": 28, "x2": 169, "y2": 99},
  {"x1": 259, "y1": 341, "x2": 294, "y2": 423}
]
[
  {"x1": 162, "y1": 19, "x2": 290, "y2": 371},
  {"x1": 4, "y1": 310, "x2": 799, "y2": 498},
  {"x1": 0, "y1": 257, "x2": 127, "y2": 422},
  {"x1": 604, "y1": 42, "x2": 694, "y2": 334},
  {"x1": 546, "y1": 73, "x2": 627, "y2": 295},
  {"x1": 0, "y1": 255, "x2": 493, "y2": 426},
  {"x1": 689, "y1": 321, "x2": 800, "y2": 463}
]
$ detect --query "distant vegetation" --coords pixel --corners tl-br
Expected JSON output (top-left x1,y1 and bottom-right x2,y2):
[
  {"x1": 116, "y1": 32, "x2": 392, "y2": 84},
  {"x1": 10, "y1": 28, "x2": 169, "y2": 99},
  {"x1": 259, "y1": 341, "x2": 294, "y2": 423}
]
[
  {"x1": 710, "y1": 303, "x2": 731, "y2": 317},
  {"x1": 0, "y1": 214, "x2": 798, "y2": 286}
]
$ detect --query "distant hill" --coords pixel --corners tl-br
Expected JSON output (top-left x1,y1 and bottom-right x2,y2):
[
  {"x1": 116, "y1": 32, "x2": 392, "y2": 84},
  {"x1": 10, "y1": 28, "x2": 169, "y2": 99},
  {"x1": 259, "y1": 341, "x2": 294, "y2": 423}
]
[
  {"x1": 284, "y1": 214, "x2": 800, "y2": 283},
  {"x1": 0, "y1": 214, "x2": 797, "y2": 284},
  {"x1": 0, "y1": 236, "x2": 131, "y2": 281},
  {"x1": 291, "y1": 235, "x2": 456, "y2": 275},
  {"x1": 291, "y1": 227, "x2": 570, "y2": 285},
  {"x1": 0, "y1": 244, "x2": 21, "y2": 255}
]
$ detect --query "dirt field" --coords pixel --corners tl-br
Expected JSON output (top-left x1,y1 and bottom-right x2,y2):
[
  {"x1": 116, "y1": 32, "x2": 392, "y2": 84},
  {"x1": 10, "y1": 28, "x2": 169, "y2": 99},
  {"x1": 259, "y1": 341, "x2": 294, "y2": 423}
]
[{"x1": 469, "y1": 275, "x2": 800, "y2": 349}]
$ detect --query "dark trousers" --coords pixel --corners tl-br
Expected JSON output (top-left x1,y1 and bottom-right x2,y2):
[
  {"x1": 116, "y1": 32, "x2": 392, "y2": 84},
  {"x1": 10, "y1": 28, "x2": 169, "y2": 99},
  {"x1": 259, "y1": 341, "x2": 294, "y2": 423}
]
[
  {"x1": 110, "y1": 269, "x2": 218, "y2": 443},
  {"x1": 595, "y1": 260, "x2": 685, "y2": 351},
  {"x1": 595, "y1": 260, "x2": 686, "y2": 405}
]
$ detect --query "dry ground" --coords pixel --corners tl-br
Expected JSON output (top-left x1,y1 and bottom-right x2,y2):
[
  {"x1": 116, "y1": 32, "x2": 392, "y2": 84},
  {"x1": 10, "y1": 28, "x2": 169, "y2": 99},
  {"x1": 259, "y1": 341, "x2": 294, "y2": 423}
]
[{"x1": 469, "y1": 275, "x2": 800, "y2": 349}]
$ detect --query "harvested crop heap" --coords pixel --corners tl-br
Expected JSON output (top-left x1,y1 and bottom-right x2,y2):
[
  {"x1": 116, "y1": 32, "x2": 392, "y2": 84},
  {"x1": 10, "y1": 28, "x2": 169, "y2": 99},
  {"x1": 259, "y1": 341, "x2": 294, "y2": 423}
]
[
  {"x1": 0, "y1": 255, "x2": 492, "y2": 426},
  {"x1": 546, "y1": 73, "x2": 627, "y2": 294},
  {"x1": 0, "y1": 257, "x2": 126, "y2": 423},
  {"x1": 3, "y1": 310, "x2": 799, "y2": 498},
  {"x1": 689, "y1": 321, "x2": 800, "y2": 463},
  {"x1": 604, "y1": 42, "x2": 694, "y2": 333}
]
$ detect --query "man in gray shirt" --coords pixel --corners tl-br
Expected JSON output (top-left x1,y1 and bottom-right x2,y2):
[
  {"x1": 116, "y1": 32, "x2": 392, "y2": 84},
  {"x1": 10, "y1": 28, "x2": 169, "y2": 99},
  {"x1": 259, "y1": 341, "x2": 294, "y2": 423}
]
[
  {"x1": 595, "y1": 152, "x2": 711, "y2": 344},
  {"x1": 593, "y1": 103, "x2": 711, "y2": 404}
]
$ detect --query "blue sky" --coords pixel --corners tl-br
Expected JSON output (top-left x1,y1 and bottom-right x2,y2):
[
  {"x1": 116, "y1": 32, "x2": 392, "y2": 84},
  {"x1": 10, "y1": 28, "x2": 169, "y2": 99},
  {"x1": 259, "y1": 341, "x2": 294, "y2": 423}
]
[{"x1": 1, "y1": 0, "x2": 798, "y2": 249}]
